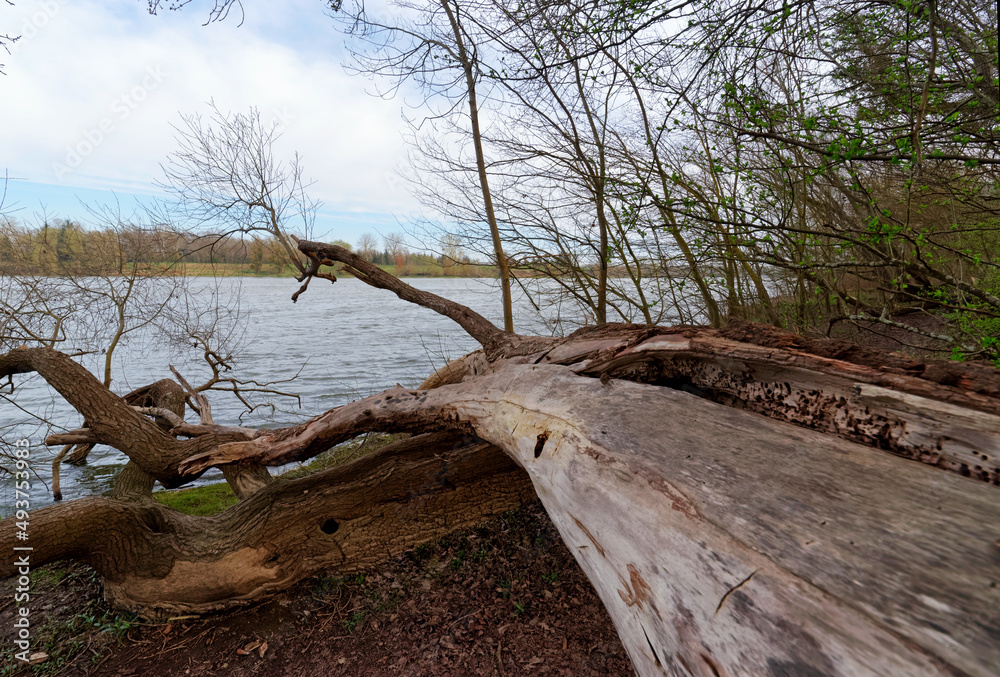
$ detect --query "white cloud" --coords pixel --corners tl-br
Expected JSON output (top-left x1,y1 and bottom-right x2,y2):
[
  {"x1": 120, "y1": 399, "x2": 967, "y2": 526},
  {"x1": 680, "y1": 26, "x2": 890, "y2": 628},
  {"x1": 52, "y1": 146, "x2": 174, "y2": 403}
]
[{"x1": 0, "y1": 0, "x2": 416, "y2": 215}]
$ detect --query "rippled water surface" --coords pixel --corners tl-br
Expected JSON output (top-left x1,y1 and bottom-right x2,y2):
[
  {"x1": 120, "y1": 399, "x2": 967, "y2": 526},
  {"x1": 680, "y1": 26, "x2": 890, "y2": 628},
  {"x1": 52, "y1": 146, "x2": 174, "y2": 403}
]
[{"x1": 1, "y1": 277, "x2": 562, "y2": 509}]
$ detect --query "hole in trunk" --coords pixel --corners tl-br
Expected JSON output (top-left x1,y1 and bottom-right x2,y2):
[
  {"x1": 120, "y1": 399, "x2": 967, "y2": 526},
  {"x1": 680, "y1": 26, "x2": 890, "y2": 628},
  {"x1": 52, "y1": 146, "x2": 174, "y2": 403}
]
[
  {"x1": 534, "y1": 432, "x2": 549, "y2": 458},
  {"x1": 139, "y1": 510, "x2": 170, "y2": 535},
  {"x1": 321, "y1": 518, "x2": 340, "y2": 535},
  {"x1": 656, "y1": 376, "x2": 709, "y2": 399}
]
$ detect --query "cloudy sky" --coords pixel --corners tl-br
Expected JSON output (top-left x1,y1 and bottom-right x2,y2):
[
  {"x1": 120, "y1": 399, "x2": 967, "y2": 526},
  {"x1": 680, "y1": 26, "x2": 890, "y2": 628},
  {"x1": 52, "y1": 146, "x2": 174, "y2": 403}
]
[{"x1": 0, "y1": 0, "x2": 420, "y2": 245}]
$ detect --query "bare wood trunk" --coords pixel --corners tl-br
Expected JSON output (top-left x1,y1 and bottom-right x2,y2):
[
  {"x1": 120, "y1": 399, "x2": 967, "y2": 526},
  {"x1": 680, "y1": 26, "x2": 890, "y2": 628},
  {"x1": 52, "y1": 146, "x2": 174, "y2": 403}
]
[{"x1": 450, "y1": 365, "x2": 1000, "y2": 676}]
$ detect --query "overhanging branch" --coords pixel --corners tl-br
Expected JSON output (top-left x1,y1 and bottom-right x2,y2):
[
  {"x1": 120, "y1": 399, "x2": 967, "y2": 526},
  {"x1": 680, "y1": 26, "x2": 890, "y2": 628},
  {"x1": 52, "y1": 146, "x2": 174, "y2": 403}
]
[{"x1": 294, "y1": 238, "x2": 516, "y2": 355}]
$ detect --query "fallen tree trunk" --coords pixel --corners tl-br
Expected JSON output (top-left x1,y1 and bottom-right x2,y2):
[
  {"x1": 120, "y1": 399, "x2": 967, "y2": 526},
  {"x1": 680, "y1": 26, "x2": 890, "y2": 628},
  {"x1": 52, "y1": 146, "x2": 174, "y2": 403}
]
[
  {"x1": 3, "y1": 432, "x2": 533, "y2": 616},
  {"x1": 174, "y1": 359, "x2": 1000, "y2": 675},
  {"x1": 462, "y1": 365, "x2": 1000, "y2": 676},
  {"x1": 2, "y1": 238, "x2": 999, "y2": 675}
]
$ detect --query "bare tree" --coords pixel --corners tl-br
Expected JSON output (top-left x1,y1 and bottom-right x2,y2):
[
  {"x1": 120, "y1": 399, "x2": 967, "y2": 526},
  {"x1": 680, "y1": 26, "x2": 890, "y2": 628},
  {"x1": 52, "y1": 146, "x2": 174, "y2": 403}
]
[
  {"x1": 356, "y1": 232, "x2": 379, "y2": 261},
  {"x1": 157, "y1": 101, "x2": 318, "y2": 277},
  {"x1": 407, "y1": 0, "x2": 725, "y2": 327},
  {"x1": 438, "y1": 232, "x2": 463, "y2": 275},
  {"x1": 1, "y1": 207, "x2": 299, "y2": 498},
  {"x1": 382, "y1": 232, "x2": 407, "y2": 260}
]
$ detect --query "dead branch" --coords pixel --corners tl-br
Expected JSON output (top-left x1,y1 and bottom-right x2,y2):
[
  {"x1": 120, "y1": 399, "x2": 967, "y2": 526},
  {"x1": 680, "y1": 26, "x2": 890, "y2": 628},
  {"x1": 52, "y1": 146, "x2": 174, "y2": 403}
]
[
  {"x1": 45, "y1": 429, "x2": 99, "y2": 446},
  {"x1": 133, "y1": 406, "x2": 185, "y2": 428},
  {"x1": 170, "y1": 364, "x2": 213, "y2": 424},
  {"x1": 294, "y1": 239, "x2": 529, "y2": 357}
]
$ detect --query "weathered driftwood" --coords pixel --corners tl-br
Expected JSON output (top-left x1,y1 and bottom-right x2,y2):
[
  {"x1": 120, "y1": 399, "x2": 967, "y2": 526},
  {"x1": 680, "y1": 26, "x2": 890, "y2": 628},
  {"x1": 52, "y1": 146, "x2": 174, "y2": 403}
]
[{"x1": 2, "y1": 238, "x2": 999, "y2": 676}]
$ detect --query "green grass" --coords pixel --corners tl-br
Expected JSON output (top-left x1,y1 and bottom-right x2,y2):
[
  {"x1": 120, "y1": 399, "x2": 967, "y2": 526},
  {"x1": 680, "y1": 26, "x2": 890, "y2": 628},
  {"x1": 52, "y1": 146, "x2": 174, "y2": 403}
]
[
  {"x1": 29, "y1": 567, "x2": 69, "y2": 586},
  {"x1": 153, "y1": 482, "x2": 239, "y2": 516}
]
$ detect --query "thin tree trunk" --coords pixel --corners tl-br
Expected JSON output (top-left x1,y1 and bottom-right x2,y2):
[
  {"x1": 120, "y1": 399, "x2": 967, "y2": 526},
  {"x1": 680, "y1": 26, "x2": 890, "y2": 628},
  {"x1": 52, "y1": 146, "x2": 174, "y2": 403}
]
[{"x1": 440, "y1": 0, "x2": 514, "y2": 333}]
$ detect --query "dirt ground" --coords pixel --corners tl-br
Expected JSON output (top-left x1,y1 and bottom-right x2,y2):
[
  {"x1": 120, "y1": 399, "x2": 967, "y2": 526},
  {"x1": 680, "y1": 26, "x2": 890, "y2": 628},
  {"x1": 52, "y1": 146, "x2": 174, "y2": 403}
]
[{"x1": 1, "y1": 502, "x2": 633, "y2": 676}]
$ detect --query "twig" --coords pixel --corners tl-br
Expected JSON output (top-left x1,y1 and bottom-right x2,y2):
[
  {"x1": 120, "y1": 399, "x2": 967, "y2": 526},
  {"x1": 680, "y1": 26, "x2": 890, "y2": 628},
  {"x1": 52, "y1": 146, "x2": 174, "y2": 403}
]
[
  {"x1": 51, "y1": 443, "x2": 73, "y2": 500},
  {"x1": 847, "y1": 312, "x2": 956, "y2": 344}
]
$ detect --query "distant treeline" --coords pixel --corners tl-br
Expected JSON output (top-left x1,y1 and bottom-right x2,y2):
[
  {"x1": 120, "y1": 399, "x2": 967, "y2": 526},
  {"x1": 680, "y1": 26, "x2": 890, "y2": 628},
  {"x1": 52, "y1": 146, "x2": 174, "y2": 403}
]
[{"x1": 0, "y1": 219, "x2": 483, "y2": 277}]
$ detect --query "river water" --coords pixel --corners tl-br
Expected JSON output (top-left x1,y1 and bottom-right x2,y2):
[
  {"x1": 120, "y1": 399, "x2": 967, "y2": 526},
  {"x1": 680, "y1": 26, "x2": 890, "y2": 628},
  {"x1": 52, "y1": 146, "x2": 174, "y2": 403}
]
[{"x1": 1, "y1": 277, "x2": 579, "y2": 510}]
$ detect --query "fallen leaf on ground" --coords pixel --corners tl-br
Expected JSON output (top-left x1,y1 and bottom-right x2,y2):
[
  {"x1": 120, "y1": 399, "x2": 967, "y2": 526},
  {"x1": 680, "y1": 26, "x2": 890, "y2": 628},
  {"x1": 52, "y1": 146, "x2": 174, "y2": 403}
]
[{"x1": 236, "y1": 640, "x2": 261, "y2": 655}]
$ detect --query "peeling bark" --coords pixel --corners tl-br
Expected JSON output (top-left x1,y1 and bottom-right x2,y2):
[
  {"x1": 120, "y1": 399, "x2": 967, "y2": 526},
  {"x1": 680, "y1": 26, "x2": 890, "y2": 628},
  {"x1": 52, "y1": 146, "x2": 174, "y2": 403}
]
[{"x1": 182, "y1": 323, "x2": 1000, "y2": 486}]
